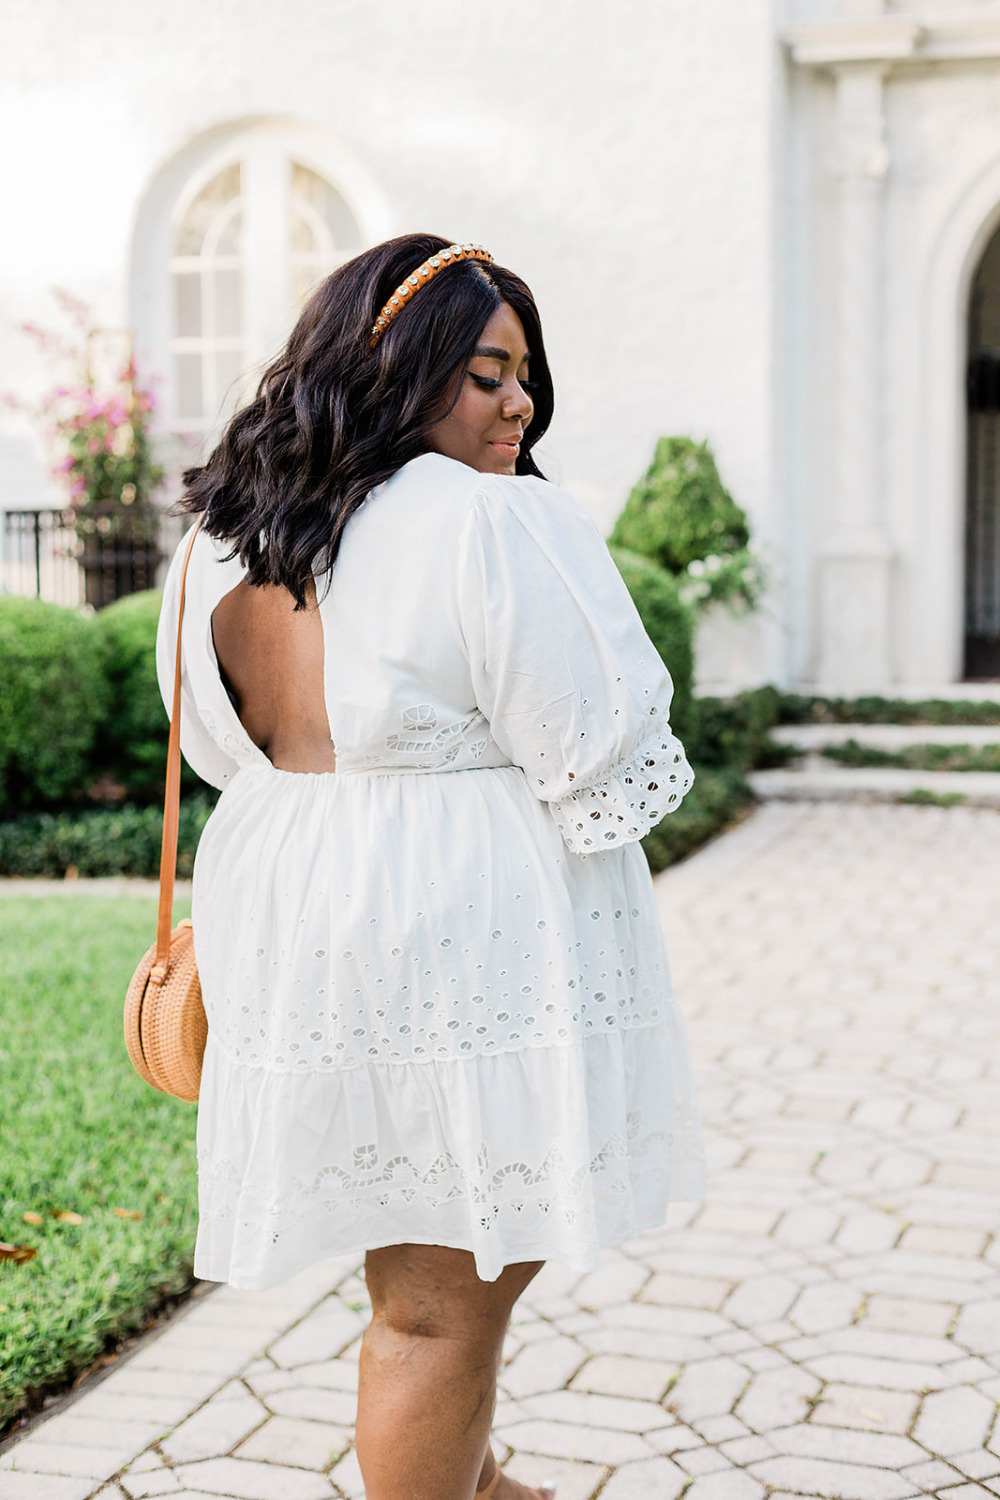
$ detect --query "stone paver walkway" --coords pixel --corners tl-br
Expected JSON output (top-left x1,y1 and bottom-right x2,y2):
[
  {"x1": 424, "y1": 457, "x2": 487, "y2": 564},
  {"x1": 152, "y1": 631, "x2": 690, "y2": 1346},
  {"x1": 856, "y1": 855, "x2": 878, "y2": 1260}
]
[{"x1": 2, "y1": 801, "x2": 999, "y2": 1500}]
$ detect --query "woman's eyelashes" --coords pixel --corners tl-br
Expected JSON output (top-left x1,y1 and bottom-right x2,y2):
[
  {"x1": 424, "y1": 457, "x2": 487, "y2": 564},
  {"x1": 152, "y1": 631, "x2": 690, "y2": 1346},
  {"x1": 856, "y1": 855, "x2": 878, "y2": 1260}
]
[{"x1": 469, "y1": 373, "x2": 536, "y2": 392}]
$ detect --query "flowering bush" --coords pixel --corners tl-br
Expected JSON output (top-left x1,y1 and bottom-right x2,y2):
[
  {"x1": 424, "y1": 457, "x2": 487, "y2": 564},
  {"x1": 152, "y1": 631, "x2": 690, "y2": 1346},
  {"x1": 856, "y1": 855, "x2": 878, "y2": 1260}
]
[
  {"x1": 12, "y1": 290, "x2": 164, "y2": 542},
  {"x1": 678, "y1": 548, "x2": 766, "y2": 614}
]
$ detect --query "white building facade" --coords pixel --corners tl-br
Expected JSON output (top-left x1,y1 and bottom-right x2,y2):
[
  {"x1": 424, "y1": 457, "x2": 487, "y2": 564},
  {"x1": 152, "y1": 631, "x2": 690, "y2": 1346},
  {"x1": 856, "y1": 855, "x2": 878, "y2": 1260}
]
[{"x1": 2, "y1": 0, "x2": 1000, "y2": 691}]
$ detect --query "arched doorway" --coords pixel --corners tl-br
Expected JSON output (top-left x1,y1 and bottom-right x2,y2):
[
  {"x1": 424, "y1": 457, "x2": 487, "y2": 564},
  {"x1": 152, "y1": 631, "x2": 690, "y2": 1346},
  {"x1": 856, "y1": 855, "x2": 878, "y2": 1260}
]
[{"x1": 966, "y1": 224, "x2": 1000, "y2": 678}]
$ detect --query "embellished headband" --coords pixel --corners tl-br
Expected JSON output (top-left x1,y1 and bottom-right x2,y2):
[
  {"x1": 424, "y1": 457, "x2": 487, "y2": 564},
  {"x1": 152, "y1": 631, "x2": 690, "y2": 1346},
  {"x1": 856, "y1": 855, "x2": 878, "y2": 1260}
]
[{"x1": 369, "y1": 242, "x2": 495, "y2": 350}]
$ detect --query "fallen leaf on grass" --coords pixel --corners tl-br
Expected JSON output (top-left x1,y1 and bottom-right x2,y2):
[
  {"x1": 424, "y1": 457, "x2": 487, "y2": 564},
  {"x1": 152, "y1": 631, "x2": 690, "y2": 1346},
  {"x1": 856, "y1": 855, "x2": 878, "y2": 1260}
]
[
  {"x1": 22, "y1": 1212, "x2": 43, "y2": 1225},
  {"x1": 53, "y1": 1211, "x2": 83, "y2": 1225},
  {"x1": 113, "y1": 1208, "x2": 142, "y2": 1220},
  {"x1": 0, "y1": 1242, "x2": 37, "y2": 1263}
]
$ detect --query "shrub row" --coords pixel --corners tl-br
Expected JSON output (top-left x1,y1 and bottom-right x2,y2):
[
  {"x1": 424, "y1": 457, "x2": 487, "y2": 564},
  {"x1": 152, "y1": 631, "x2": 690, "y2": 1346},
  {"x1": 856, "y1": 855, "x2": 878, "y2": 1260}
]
[
  {"x1": 0, "y1": 796, "x2": 215, "y2": 879},
  {"x1": 0, "y1": 598, "x2": 110, "y2": 812},
  {"x1": 777, "y1": 693, "x2": 1000, "y2": 726},
  {"x1": 0, "y1": 590, "x2": 197, "y2": 817}
]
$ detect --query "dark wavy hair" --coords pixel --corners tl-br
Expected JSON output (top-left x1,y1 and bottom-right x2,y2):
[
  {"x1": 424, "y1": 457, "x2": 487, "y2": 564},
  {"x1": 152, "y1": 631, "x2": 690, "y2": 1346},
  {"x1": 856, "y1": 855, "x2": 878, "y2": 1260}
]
[{"x1": 181, "y1": 232, "x2": 554, "y2": 606}]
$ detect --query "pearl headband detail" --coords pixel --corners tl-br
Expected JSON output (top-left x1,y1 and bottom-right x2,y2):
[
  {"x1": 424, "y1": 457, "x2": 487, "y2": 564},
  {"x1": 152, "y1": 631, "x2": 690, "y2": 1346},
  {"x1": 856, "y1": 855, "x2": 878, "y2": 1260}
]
[{"x1": 369, "y1": 243, "x2": 495, "y2": 350}]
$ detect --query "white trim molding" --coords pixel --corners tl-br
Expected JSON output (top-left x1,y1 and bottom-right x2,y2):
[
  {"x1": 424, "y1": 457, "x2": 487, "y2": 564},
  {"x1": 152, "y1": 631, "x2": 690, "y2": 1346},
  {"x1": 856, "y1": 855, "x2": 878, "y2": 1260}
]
[{"x1": 784, "y1": 17, "x2": 1000, "y2": 68}]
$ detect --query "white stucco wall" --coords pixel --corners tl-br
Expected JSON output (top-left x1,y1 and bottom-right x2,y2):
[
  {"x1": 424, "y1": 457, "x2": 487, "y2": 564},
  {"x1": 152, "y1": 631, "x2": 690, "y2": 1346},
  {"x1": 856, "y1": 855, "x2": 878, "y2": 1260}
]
[{"x1": 0, "y1": 0, "x2": 780, "y2": 578}]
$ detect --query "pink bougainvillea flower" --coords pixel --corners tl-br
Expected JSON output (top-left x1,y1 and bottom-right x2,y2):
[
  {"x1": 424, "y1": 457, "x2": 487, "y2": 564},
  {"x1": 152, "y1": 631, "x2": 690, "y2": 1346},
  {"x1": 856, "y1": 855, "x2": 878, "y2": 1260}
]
[{"x1": 70, "y1": 479, "x2": 86, "y2": 498}]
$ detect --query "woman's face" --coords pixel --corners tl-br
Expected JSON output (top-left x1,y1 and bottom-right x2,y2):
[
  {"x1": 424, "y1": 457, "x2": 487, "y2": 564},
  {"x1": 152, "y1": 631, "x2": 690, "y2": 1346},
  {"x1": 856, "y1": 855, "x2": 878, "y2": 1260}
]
[{"x1": 425, "y1": 302, "x2": 535, "y2": 475}]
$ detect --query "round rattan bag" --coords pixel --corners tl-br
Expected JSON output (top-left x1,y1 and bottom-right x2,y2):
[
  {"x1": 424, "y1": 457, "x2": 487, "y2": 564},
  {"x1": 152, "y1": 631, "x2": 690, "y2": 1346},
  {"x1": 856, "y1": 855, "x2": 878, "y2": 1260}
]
[{"x1": 124, "y1": 920, "x2": 206, "y2": 1102}]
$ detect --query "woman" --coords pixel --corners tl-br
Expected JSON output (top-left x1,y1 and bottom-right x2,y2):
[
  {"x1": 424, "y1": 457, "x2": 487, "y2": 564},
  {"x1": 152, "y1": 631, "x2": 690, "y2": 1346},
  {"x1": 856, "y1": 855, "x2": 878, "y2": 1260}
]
[{"x1": 157, "y1": 233, "x2": 705, "y2": 1500}]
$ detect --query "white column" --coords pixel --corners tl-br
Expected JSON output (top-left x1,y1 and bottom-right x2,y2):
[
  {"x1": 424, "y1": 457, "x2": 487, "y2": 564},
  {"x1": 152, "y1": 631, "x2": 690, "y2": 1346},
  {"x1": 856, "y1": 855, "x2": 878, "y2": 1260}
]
[{"x1": 817, "y1": 61, "x2": 895, "y2": 688}]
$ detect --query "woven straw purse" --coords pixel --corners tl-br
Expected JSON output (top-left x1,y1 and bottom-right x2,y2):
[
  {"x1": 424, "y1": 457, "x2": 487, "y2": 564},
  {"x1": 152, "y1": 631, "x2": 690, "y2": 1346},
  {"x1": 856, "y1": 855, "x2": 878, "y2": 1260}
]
[{"x1": 123, "y1": 520, "x2": 207, "y2": 1102}]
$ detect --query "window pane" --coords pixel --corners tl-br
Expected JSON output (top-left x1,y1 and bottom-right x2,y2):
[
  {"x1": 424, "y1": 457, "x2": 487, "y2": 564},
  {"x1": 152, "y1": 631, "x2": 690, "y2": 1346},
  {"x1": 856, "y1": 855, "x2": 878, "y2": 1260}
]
[
  {"x1": 216, "y1": 206, "x2": 243, "y2": 257},
  {"x1": 176, "y1": 163, "x2": 241, "y2": 255},
  {"x1": 292, "y1": 262, "x2": 322, "y2": 308},
  {"x1": 174, "y1": 272, "x2": 201, "y2": 337},
  {"x1": 215, "y1": 350, "x2": 244, "y2": 414},
  {"x1": 214, "y1": 269, "x2": 242, "y2": 337},
  {"x1": 291, "y1": 163, "x2": 359, "y2": 248},
  {"x1": 292, "y1": 205, "x2": 319, "y2": 255},
  {"x1": 175, "y1": 353, "x2": 203, "y2": 419}
]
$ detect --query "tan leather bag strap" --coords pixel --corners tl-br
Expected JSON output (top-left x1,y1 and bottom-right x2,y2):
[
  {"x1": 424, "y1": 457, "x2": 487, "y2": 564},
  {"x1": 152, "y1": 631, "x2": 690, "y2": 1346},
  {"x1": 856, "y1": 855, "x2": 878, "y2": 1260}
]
[{"x1": 152, "y1": 518, "x2": 202, "y2": 980}]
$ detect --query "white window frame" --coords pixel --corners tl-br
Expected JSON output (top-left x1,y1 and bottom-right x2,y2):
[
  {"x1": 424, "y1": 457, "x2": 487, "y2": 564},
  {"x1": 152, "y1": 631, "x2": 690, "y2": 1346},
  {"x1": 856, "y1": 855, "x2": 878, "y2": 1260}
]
[{"x1": 131, "y1": 120, "x2": 393, "y2": 460}]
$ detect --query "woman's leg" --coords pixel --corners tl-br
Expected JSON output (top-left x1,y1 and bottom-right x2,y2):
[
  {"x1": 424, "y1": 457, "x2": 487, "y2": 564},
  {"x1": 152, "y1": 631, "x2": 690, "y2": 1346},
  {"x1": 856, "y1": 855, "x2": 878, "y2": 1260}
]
[{"x1": 356, "y1": 1243, "x2": 547, "y2": 1500}]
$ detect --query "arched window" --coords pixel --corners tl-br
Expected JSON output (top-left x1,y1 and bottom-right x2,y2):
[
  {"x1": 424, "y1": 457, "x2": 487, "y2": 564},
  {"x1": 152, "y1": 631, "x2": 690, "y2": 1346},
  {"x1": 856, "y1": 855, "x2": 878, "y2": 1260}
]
[
  {"x1": 170, "y1": 164, "x2": 245, "y2": 442},
  {"x1": 165, "y1": 141, "x2": 367, "y2": 450}
]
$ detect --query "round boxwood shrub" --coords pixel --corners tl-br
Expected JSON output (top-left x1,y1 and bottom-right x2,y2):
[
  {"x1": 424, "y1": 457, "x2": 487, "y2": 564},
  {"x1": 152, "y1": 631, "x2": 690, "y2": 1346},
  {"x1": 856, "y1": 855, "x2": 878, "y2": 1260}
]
[
  {"x1": 92, "y1": 589, "x2": 171, "y2": 801},
  {"x1": 609, "y1": 544, "x2": 695, "y2": 743},
  {"x1": 610, "y1": 436, "x2": 750, "y2": 572},
  {"x1": 0, "y1": 597, "x2": 109, "y2": 813}
]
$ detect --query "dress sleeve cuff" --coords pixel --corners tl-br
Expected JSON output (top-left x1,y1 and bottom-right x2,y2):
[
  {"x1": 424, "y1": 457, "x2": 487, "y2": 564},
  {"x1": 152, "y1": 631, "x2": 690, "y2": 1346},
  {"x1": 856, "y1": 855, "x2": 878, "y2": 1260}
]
[{"x1": 548, "y1": 723, "x2": 695, "y2": 855}]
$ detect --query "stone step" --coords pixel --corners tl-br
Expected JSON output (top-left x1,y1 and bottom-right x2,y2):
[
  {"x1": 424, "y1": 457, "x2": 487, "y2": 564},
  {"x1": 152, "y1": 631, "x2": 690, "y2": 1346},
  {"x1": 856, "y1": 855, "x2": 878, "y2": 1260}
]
[
  {"x1": 771, "y1": 723, "x2": 1000, "y2": 751},
  {"x1": 749, "y1": 762, "x2": 1000, "y2": 806}
]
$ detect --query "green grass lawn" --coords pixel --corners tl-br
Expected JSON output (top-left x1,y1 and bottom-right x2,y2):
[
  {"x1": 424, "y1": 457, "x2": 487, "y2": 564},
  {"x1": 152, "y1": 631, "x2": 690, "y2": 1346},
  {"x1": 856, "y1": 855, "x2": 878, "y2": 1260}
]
[{"x1": 0, "y1": 895, "x2": 198, "y2": 1431}]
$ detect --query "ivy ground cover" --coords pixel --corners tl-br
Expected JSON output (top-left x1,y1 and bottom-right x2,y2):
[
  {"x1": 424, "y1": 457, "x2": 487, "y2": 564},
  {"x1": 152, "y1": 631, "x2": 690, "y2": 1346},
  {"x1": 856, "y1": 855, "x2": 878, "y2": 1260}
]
[{"x1": 0, "y1": 894, "x2": 197, "y2": 1432}]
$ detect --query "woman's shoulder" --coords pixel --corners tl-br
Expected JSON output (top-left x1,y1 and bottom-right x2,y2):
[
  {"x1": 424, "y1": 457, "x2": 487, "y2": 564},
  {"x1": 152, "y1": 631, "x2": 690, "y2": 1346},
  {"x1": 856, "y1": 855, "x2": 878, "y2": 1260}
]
[
  {"x1": 388, "y1": 453, "x2": 583, "y2": 519},
  {"x1": 158, "y1": 524, "x2": 247, "y2": 644},
  {"x1": 464, "y1": 470, "x2": 601, "y2": 558}
]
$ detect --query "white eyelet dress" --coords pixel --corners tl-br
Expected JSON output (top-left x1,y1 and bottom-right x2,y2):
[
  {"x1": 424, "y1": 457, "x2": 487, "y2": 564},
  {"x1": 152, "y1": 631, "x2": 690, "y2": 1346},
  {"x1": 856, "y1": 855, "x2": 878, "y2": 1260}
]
[{"x1": 156, "y1": 452, "x2": 705, "y2": 1290}]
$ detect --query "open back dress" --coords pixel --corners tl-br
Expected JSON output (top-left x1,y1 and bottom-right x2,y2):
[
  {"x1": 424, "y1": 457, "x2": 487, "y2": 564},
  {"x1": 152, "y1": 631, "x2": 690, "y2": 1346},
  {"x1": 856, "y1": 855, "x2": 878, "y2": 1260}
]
[{"x1": 156, "y1": 451, "x2": 705, "y2": 1290}]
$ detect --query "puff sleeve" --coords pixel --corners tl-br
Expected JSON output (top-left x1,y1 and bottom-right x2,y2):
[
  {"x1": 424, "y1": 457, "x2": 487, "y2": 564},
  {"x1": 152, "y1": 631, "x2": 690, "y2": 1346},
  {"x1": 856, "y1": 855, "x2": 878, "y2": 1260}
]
[{"x1": 457, "y1": 474, "x2": 694, "y2": 855}]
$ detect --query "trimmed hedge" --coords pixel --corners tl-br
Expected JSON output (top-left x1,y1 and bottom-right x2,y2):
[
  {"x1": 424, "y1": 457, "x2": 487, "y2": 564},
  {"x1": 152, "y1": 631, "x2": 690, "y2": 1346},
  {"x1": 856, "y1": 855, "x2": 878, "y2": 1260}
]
[
  {"x1": 610, "y1": 545, "x2": 695, "y2": 742},
  {"x1": 610, "y1": 436, "x2": 750, "y2": 573},
  {"x1": 822, "y1": 740, "x2": 1000, "y2": 773},
  {"x1": 0, "y1": 598, "x2": 109, "y2": 815},
  {"x1": 0, "y1": 795, "x2": 214, "y2": 879},
  {"x1": 686, "y1": 686, "x2": 781, "y2": 770},
  {"x1": 93, "y1": 589, "x2": 200, "y2": 801},
  {"x1": 777, "y1": 692, "x2": 1000, "y2": 726},
  {"x1": 92, "y1": 590, "x2": 166, "y2": 800}
]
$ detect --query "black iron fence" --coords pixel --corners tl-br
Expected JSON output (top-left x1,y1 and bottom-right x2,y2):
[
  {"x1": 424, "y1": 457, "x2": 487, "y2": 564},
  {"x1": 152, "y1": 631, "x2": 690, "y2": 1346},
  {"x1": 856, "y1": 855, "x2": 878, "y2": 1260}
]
[{"x1": 2, "y1": 507, "x2": 162, "y2": 611}]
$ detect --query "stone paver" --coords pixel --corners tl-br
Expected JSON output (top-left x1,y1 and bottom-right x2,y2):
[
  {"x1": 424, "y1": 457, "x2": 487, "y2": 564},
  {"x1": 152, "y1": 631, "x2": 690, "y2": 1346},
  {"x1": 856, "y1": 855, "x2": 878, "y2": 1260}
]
[{"x1": 2, "y1": 802, "x2": 999, "y2": 1498}]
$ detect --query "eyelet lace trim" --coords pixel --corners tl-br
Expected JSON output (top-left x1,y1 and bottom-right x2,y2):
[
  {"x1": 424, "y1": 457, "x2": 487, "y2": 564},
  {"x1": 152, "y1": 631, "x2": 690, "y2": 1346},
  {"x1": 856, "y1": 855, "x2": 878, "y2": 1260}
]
[
  {"x1": 549, "y1": 718, "x2": 695, "y2": 854},
  {"x1": 198, "y1": 1103, "x2": 704, "y2": 1237}
]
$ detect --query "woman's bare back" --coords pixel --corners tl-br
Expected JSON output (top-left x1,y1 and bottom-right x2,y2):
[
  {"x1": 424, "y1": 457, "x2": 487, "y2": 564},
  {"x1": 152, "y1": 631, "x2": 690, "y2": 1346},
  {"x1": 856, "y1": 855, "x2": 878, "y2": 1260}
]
[{"x1": 211, "y1": 577, "x2": 337, "y2": 774}]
